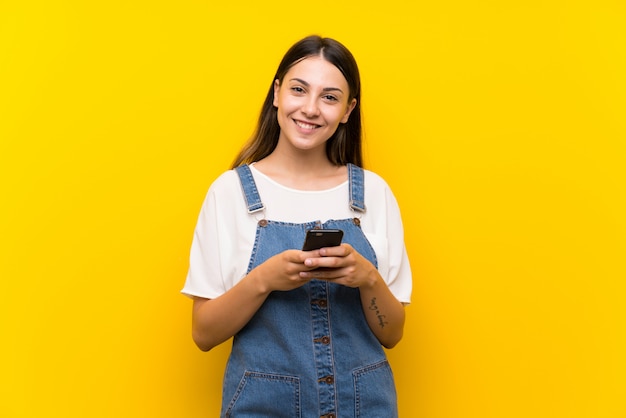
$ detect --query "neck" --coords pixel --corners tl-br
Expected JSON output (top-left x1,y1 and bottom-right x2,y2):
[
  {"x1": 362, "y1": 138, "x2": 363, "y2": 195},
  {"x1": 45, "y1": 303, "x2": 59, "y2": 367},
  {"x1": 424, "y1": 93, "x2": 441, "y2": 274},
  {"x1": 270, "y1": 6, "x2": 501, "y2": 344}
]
[
  {"x1": 264, "y1": 140, "x2": 333, "y2": 170},
  {"x1": 254, "y1": 151, "x2": 346, "y2": 191}
]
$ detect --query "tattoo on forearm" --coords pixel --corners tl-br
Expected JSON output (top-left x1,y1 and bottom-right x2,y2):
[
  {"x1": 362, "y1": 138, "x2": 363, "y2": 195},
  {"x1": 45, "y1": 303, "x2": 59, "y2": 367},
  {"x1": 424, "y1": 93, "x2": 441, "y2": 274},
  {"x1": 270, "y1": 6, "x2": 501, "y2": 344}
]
[{"x1": 369, "y1": 297, "x2": 388, "y2": 328}]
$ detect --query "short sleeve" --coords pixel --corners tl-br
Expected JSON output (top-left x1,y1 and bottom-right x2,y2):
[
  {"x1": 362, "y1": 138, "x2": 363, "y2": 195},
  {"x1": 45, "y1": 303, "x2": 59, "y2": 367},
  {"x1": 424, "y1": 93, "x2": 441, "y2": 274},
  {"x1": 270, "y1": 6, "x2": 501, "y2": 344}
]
[
  {"x1": 362, "y1": 171, "x2": 412, "y2": 304},
  {"x1": 181, "y1": 182, "x2": 227, "y2": 299},
  {"x1": 181, "y1": 170, "x2": 257, "y2": 299}
]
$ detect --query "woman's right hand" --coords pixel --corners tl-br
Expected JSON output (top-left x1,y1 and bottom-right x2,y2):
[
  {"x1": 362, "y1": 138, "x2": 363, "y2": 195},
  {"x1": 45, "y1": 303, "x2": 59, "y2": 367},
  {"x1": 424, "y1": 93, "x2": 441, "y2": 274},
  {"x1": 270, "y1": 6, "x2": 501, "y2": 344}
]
[
  {"x1": 192, "y1": 249, "x2": 318, "y2": 351},
  {"x1": 251, "y1": 249, "x2": 317, "y2": 294}
]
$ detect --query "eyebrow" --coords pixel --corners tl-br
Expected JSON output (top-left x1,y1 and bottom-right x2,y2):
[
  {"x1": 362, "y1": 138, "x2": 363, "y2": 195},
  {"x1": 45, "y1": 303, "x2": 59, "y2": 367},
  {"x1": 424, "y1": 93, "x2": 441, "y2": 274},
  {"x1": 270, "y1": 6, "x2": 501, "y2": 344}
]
[{"x1": 289, "y1": 78, "x2": 344, "y2": 94}]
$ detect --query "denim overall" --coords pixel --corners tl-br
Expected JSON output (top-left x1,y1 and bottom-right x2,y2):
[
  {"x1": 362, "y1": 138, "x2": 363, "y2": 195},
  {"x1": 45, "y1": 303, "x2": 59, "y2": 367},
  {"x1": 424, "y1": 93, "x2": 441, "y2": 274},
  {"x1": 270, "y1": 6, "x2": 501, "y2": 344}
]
[{"x1": 223, "y1": 164, "x2": 398, "y2": 418}]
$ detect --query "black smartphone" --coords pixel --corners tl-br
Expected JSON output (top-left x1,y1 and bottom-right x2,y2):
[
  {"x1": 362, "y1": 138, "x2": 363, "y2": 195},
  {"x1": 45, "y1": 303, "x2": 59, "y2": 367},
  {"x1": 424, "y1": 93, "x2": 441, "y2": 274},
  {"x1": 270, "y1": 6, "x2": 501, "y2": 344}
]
[{"x1": 302, "y1": 229, "x2": 344, "y2": 251}]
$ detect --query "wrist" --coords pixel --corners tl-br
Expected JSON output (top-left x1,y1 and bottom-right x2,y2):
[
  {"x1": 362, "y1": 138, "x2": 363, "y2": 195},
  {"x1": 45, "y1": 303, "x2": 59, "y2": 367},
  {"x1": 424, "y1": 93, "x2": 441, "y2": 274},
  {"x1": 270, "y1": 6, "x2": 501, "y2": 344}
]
[
  {"x1": 246, "y1": 265, "x2": 271, "y2": 296},
  {"x1": 362, "y1": 266, "x2": 382, "y2": 290}
]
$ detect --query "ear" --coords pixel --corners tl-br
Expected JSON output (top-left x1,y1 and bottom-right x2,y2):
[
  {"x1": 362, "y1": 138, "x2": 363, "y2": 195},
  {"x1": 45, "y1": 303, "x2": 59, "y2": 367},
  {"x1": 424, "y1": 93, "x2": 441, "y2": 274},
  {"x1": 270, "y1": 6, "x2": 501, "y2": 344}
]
[
  {"x1": 272, "y1": 79, "x2": 280, "y2": 107},
  {"x1": 341, "y1": 98, "x2": 357, "y2": 124}
]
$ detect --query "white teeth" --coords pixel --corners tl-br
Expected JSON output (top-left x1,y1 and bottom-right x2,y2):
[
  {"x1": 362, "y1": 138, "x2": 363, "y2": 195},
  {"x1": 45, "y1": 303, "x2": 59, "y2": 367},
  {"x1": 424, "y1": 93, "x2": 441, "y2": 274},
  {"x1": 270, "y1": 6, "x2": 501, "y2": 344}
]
[{"x1": 295, "y1": 120, "x2": 318, "y2": 129}]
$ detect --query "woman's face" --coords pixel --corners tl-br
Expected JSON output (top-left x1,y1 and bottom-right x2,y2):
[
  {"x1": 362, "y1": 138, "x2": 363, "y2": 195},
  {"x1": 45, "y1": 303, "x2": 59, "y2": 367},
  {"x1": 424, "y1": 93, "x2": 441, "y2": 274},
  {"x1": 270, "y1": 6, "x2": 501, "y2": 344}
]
[{"x1": 273, "y1": 56, "x2": 356, "y2": 155}]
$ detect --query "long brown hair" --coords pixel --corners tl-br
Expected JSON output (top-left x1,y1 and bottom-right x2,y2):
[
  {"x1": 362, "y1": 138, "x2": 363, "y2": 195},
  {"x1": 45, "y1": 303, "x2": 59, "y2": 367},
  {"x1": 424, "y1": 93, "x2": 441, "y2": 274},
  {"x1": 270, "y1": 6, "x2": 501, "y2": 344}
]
[{"x1": 231, "y1": 36, "x2": 363, "y2": 168}]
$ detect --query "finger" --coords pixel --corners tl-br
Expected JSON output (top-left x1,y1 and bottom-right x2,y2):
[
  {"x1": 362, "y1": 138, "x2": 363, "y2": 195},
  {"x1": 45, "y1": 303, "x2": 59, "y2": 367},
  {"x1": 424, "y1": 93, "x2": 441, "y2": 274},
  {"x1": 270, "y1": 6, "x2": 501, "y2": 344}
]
[
  {"x1": 299, "y1": 267, "x2": 342, "y2": 280},
  {"x1": 314, "y1": 256, "x2": 347, "y2": 269},
  {"x1": 304, "y1": 257, "x2": 328, "y2": 270},
  {"x1": 319, "y1": 245, "x2": 350, "y2": 257},
  {"x1": 300, "y1": 249, "x2": 322, "y2": 257}
]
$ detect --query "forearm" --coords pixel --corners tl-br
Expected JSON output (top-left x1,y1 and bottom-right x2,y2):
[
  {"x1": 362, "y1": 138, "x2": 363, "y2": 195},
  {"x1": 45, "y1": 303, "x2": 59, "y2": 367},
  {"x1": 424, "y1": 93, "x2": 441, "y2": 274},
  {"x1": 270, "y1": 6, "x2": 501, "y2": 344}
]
[
  {"x1": 359, "y1": 271, "x2": 406, "y2": 349},
  {"x1": 192, "y1": 268, "x2": 269, "y2": 351}
]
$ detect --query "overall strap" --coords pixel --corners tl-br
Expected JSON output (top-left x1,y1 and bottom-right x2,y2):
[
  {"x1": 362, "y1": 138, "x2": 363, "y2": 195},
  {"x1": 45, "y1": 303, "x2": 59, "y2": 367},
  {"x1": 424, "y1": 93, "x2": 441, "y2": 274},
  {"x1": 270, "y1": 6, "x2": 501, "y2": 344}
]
[
  {"x1": 348, "y1": 163, "x2": 366, "y2": 213},
  {"x1": 235, "y1": 164, "x2": 265, "y2": 214}
]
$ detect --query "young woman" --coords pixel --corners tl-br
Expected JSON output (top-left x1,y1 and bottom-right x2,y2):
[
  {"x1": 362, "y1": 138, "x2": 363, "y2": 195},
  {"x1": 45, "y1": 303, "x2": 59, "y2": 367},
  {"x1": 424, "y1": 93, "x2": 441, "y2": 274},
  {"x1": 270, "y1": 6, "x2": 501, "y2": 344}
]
[{"x1": 182, "y1": 35, "x2": 412, "y2": 418}]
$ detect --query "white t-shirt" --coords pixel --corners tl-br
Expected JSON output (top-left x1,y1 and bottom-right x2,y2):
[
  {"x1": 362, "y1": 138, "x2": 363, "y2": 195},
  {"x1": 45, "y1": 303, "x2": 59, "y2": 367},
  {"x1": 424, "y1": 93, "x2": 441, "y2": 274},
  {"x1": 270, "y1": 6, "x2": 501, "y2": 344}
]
[{"x1": 182, "y1": 165, "x2": 412, "y2": 304}]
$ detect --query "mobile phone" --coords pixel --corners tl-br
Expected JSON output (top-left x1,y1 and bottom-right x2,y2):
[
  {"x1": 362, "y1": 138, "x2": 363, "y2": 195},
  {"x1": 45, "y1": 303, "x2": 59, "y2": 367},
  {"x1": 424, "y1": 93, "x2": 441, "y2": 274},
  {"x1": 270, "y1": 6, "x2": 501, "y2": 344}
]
[{"x1": 302, "y1": 229, "x2": 344, "y2": 251}]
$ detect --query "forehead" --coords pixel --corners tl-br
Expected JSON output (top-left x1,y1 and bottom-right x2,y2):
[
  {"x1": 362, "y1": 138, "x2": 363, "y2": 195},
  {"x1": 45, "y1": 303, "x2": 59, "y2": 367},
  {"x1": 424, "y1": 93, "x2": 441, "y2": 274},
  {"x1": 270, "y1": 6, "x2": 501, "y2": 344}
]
[{"x1": 284, "y1": 56, "x2": 348, "y2": 89}]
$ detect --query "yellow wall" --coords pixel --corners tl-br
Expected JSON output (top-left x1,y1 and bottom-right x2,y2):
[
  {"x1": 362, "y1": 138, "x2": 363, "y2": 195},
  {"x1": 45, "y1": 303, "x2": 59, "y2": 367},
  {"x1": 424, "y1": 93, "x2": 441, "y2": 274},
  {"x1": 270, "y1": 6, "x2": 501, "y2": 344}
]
[{"x1": 1, "y1": 1, "x2": 625, "y2": 417}]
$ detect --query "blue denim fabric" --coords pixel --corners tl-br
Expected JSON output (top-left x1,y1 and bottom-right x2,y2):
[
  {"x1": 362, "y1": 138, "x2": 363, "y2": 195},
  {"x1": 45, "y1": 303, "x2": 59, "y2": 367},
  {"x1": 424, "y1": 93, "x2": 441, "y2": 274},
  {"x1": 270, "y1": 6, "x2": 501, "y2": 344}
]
[{"x1": 223, "y1": 164, "x2": 398, "y2": 418}]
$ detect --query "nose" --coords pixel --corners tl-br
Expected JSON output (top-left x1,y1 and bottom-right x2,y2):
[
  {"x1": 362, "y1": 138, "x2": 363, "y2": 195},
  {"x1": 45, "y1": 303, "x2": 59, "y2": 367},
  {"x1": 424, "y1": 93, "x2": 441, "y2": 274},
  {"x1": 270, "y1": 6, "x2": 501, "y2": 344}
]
[{"x1": 301, "y1": 96, "x2": 320, "y2": 117}]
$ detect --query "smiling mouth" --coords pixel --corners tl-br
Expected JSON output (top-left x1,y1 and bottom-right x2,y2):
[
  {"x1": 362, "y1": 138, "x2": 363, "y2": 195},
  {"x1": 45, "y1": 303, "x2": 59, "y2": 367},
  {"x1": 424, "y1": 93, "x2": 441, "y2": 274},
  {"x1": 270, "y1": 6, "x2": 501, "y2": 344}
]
[{"x1": 294, "y1": 119, "x2": 320, "y2": 130}]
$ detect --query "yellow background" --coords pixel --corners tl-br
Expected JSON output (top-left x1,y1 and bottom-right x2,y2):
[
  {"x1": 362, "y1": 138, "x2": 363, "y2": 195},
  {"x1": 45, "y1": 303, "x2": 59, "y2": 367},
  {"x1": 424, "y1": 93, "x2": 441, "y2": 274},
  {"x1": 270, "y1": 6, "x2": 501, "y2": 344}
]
[{"x1": 1, "y1": 1, "x2": 625, "y2": 417}]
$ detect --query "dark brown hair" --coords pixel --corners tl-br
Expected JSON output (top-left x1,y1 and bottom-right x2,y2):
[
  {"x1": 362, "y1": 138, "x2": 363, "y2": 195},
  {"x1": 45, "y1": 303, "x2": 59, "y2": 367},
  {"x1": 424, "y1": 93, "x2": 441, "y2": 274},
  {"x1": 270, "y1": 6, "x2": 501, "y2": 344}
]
[{"x1": 231, "y1": 35, "x2": 363, "y2": 168}]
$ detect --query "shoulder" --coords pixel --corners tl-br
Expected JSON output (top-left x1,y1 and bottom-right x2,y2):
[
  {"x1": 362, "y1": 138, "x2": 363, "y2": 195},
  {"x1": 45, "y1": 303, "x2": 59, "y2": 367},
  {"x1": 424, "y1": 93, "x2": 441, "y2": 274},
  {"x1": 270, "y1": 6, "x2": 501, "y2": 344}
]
[
  {"x1": 199, "y1": 169, "x2": 247, "y2": 215},
  {"x1": 363, "y1": 168, "x2": 393, "y2": 192},
  {"x1": 206, "y1": 169, "x2": 240, "y2": 196},
  {"x1": 362, "y1": 168, "x2": 402, "y2": 215}
]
